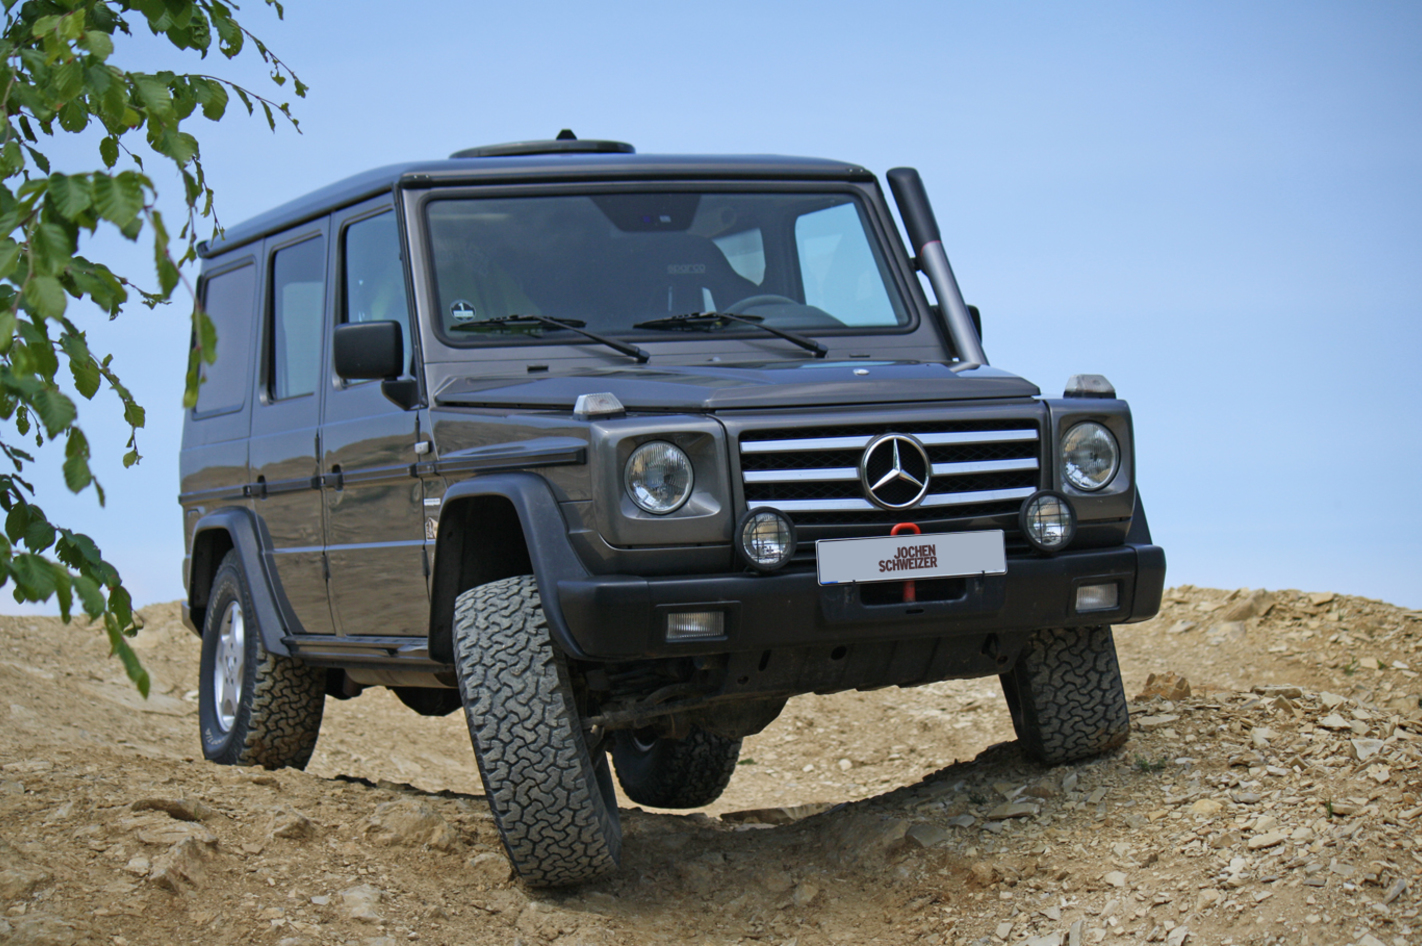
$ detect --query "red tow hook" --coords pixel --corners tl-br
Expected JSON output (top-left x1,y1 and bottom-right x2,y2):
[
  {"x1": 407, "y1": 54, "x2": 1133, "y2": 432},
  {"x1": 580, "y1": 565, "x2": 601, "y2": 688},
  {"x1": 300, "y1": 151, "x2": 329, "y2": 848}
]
[{"x1": 890, "y1": 522, "x2": 921, "y2": 603}]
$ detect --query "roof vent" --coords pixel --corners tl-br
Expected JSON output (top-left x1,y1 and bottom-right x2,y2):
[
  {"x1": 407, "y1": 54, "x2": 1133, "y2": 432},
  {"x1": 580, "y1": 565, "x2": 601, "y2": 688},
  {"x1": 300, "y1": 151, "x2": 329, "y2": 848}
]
[{"x1": 450, "y1": 130, "x2": 635, "y2": 159}]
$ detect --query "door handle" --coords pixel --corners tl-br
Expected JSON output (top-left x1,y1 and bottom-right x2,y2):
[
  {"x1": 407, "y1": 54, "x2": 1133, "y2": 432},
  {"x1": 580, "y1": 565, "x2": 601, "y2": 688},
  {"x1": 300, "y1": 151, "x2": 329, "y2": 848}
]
[{"x1": 326, "y1": 465, "x2": 344, "y2": 491}]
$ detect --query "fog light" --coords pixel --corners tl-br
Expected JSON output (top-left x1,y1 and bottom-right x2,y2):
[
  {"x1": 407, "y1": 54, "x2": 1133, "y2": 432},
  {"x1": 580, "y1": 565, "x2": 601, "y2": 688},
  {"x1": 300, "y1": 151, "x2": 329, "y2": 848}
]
[
  {"x1": 1076, "y1": 582, "x2": 1119, "y2": 612},
  {"x1": 666, "y1": 611, "x2": 725, "y2": 641},
  {"x1": 736, "y1": 507, "x2": 797, "y2": 572},
  {"x1": 1019, "y1": 490, "x2": 1076, "y2": 553}
]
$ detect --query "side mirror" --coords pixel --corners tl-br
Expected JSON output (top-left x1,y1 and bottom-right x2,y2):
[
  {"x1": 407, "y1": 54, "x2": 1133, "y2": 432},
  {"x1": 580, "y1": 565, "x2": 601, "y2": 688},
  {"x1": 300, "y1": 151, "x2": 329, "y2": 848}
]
[
  {"x1": 334, "y1": 321, "x2": 403, "y2": 380},
  {"x1": 333, "y1": 321, "x2": 419, "y2": 410}
]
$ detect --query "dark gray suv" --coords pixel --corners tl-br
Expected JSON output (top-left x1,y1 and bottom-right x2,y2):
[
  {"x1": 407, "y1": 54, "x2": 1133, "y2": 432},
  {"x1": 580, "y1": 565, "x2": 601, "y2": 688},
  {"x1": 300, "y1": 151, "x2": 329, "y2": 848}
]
[{"x1": 179, "y1": 134, "x2": 1165, "y2": 887}]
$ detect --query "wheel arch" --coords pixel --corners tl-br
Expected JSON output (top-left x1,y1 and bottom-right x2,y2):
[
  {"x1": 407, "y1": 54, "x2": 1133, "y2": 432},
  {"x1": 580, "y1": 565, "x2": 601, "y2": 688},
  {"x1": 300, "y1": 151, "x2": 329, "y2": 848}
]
[
  {"x1": 187, "y1": 508, "x2": 292, "y2": 656},
  {"x1": 428, "y1": 473, "x2": 592, "y2": 665}
]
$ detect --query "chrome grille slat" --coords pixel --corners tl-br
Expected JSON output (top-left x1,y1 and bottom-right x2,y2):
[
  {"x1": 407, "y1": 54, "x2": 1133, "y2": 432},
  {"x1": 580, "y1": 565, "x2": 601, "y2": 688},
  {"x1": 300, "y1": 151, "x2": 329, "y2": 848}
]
[
  {"x1": 738, "y1": 421, "x2": 1042, "y2": 520},
  {"x1": 740, "y1": 428, "x2": 1038, "y2": 454},
  {"x1": 742, "y1": 456, "x2": 1038, "y2": 484},
  {"x1": 756, "y1": 486, "x2": 1037, "y2": 513}
]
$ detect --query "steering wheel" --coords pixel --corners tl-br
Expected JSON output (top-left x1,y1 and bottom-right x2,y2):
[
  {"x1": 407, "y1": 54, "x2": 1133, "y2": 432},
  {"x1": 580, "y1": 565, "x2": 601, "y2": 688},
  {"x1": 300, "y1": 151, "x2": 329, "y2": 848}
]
[{"x1": 726, "y1": 294, "x2": 800, "y2": 314}]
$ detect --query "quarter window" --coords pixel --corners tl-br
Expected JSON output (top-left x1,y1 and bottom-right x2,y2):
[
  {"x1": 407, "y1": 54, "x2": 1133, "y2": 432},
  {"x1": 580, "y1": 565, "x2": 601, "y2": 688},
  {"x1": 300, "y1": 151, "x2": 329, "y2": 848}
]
[
  {"x1": 269, "y1": 236, "x2": 325, "y2": 400},
  {"x1": 194, "y1": 264, "x2": 255, "y2": 414}
]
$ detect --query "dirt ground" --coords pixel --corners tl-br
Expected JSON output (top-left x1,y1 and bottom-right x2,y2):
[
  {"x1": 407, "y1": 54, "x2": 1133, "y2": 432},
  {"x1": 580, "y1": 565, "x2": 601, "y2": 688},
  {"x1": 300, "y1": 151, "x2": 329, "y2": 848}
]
[{"x1": 3, "y1": 586, "x2": 1421, "y2": 946}]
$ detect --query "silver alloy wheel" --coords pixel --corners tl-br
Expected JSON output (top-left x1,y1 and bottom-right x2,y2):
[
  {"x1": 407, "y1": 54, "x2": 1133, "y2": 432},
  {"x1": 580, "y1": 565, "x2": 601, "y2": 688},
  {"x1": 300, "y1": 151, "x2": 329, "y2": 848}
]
[{"x1": 213, "y1": 599, "x2": 244, "y2": 732}]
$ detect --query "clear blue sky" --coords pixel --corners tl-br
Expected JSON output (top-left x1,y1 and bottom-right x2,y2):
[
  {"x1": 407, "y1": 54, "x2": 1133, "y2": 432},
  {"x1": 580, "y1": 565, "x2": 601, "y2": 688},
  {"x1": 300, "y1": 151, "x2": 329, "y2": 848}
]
[{"x1": 9, "y1": 0, "x2": 1421, "y2": 613}]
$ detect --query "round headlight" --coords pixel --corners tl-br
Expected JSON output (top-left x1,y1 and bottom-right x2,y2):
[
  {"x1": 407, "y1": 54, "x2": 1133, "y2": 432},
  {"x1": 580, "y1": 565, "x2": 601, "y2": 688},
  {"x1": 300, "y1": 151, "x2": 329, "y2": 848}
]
[
  {"x1": 737, "y1": 508, "x2": 797, "y2": 571},
  {"x1": 624, "y1": 441, "x2": 694, "y2": 514},
  {"x1": 1020, "y1": 490, "x2": 1076, "y2": 553},
  {"x1": 1061, "y1": 421, "x2": 1120, "y2": 492}
]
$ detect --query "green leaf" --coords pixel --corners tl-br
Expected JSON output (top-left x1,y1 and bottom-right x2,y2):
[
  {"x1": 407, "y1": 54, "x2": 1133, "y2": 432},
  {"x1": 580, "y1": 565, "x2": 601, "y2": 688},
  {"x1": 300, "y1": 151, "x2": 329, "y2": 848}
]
[
  {"x1": 122, "y1": 449, "x2": 138, "y2": 468},
  {"x1": 131, "y1": 74, "x2": 174, "y2": 117},
  {"x1": 92, "y1": 172, "x2": 144, "y2": 227},
  {"x1": 23, "y1": 510, "x2": 54, "y2": 553},
  {"x1": 99, "y1": 136, "x2": 118, "y2": 169},
  {"x1": 72, "y1": 572, "x2": 104, "y2": 618},
  {"x1": 47, "y1": 174, "x2": 93, "y2": 219},
  {"x1": 192, "y1": 78, "x2": 228, "y2": 120},
  {"x1": 62, "y1": 451, "x2": 91, "y2": 492},
  {"x1": 30, "y1": 387, "x2": 75, "y2": 436},
  {"x1": 8, "y1": 552, "x2": 58, "y2": 601},
  {"x1": 82, "y1": 29, "x2": 114, "y2": 61},
  {"x1": 123, "y1": 399, "x2": 145, "y2": 428},
  {"x1": 0, "y1": 238, "x2": 21, "y2": 280},
  {"x1": 30, "y1": 220, "x2": 74, "y2": 275},
  {"x1": 5, "y1": 502, "x2": 28, "y2": 543},
  {"x1": 106, "y1": 617, "x2": 150, "y2": 698},
  {"x1": 64, "y1": 347, "x2": 101, "y2": 400},
  {"x1": 23, "y1": 275, "x2": 67, "y2": 319}
]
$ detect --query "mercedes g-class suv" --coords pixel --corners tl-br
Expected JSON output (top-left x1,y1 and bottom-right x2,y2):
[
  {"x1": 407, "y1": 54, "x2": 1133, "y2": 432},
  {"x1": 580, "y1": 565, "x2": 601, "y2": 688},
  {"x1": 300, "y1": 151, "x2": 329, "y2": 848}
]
[{"x1": 180, "y1": 133, "x2": 1165, "y2": 887}]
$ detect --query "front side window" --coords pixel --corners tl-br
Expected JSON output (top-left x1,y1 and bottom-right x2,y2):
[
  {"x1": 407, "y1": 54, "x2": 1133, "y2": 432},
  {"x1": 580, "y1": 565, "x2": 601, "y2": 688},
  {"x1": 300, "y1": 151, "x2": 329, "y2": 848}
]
[
  {"x1": 342, "y1": 212, "x2": 411, "y2": 367},
  {"x1": 425, "y1": 191, "x2": 907, "y2": 344},
  {"x1": 269, "y1": 236, "x2": 325, "y2": 399}
]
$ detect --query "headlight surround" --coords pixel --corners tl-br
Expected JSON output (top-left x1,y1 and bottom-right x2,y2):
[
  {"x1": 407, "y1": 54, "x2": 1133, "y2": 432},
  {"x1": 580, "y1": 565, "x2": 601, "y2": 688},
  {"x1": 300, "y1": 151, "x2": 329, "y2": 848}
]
[
  {"x1": 1061, "y1": 421, "x2": 1120, "y2": 492},
  {"x1": 624, "y1": 441, "x2": 694, "y2": 514}
]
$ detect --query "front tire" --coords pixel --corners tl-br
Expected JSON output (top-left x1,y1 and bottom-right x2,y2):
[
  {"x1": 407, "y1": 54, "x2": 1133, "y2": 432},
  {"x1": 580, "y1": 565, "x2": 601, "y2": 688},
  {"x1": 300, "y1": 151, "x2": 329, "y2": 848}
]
[
  {"x1": 452, "y1": 575, "x2": 621, "y2": 887},
  {"x1": 612, "y1": 726, "x2": 741, "y2": 809},
  {"x1": 1000, "y1": 626, "x2": 1129, "y2": 766},
  {"x1": 197, "y1": 551, "x2": 325, "y2": 768}
]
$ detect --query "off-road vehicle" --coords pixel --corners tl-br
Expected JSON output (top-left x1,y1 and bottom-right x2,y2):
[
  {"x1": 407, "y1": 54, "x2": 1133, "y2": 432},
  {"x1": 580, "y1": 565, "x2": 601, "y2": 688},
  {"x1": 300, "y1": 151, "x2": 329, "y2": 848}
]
[{"x1": 179, "y1": 133, "x2": 1166, "y2": 887}]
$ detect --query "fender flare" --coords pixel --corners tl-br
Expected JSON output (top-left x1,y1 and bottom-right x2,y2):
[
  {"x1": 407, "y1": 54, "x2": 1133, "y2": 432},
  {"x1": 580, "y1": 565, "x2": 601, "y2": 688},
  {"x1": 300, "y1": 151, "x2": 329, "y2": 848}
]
[
  {"x1": 189, "y1": 507, "x2": 292, "y2": 657},
  {"x1": 432, "y1": 473, "x2": 593, "y2": 659}
]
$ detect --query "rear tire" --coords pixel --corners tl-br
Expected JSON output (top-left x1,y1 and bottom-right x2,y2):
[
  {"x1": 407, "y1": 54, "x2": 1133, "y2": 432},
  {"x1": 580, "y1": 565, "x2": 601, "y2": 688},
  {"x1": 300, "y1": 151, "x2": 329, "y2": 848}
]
[
  {"x1": 1000, "y1": 626, "x2": 1129, "y2": 766},
  {"x1": 612, "y1": 726, "x2": 741, "y2": 809},
  {"x1": 452, "y1": 575, "x2": 621, "y2": 887},
  {"x1": 197, "y1": 551, "x2": 325, "y2": 769}
]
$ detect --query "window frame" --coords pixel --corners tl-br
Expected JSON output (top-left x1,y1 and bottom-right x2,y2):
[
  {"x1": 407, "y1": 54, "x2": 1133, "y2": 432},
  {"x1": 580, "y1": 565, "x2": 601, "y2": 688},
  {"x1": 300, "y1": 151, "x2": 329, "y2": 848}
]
[{"x1": 263, "y1": 231, "x2": 328, "y2": 403}]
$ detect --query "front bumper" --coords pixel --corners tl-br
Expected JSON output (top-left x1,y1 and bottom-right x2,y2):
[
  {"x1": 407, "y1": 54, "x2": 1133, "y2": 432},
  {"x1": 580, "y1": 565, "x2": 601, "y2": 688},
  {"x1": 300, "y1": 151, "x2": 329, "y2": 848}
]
[{"x1": 557, "y1": 541, "x2": 1165, "y2": 660}]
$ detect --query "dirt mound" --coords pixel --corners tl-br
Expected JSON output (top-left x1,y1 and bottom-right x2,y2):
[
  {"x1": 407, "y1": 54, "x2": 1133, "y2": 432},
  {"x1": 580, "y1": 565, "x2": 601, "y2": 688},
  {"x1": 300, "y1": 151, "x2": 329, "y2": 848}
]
[{"x1": 2, "y1": 587, "x2": 1421, "y2": 945}]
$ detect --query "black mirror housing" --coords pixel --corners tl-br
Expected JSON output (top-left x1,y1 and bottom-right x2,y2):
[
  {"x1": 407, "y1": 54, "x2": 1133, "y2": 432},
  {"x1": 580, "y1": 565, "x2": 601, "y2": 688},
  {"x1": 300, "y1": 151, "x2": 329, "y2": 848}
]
[{"x1": 334, "y1": 321, "x2": 403, "y2": 381}]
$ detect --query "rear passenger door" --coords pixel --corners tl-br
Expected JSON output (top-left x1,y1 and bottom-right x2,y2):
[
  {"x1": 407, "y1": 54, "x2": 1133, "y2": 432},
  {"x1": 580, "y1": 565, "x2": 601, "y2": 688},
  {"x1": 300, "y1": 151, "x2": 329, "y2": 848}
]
[
  {"x1": 248, "y1": 224, "x2": 336, "y2": 637},
  {"x1": 321, "y1": 203, "x2": 429, "y2": 637}
]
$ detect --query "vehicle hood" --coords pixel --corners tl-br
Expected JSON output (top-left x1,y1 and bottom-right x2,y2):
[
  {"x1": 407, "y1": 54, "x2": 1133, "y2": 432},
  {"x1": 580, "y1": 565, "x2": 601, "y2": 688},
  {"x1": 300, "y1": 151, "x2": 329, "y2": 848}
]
[{"x1": 432, "y1": 360, "x2": 1040, "y2": 412}]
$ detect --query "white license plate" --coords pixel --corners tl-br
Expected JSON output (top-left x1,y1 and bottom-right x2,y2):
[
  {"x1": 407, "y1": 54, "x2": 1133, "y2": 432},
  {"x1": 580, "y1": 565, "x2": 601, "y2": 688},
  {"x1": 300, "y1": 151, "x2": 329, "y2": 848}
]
[{"x1": 816, "y1": 530, "x2": 1007, "y2": 586}]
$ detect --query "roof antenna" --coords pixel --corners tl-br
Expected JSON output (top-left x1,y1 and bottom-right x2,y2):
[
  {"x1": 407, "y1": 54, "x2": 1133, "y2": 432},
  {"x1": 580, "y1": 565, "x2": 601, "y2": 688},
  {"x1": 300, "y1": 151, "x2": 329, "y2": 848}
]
[{"x1": 556, "y1": 129, "x2": 577, "y2": 140}]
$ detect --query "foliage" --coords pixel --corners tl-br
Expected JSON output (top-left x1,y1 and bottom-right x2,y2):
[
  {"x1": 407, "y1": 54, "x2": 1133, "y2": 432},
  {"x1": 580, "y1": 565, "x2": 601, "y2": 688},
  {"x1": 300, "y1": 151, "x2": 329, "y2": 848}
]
[{"x1": 0, "y1": 0, "x2": 301, "y2": 694}]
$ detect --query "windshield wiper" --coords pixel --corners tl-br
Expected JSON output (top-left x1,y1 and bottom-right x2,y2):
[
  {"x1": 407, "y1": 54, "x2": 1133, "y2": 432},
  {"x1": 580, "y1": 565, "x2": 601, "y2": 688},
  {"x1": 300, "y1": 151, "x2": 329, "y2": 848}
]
[
  {"x1": 450, "y1": 314, "x2": 649, "y2": 364},
  {"x1": 633, "y1": 312, "x2": 828, "y2": 359}
]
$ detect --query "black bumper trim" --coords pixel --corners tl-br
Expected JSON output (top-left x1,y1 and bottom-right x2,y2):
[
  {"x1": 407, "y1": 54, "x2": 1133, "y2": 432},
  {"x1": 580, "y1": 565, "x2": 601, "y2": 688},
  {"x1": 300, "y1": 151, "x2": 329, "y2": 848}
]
[{"x1": 557, "y1": 542, "x2": 1165, "y2": 660}]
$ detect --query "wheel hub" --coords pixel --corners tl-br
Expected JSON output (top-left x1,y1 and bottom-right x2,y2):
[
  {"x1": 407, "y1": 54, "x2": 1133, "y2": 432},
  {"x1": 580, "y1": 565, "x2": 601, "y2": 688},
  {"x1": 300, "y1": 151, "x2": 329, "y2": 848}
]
[{"x1": 213, "y1": 600, "x2": 244, "y2": 731}]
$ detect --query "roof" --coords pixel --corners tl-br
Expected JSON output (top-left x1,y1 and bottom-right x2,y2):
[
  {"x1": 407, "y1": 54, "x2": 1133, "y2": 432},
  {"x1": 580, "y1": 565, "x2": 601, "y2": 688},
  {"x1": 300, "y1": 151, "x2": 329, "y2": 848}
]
[{"x1": 198, "y1": 153, "x2": 874, "y2": 259}]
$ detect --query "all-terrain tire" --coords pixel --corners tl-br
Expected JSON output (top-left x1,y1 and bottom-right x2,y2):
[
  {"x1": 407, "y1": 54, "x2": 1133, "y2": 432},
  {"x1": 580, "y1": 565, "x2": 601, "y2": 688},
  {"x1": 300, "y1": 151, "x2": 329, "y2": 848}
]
[
  {"x1": 452, "y1": 575, "x2": 621, "y2": 887},
  {"x1": 198, "y1": 551, "x2": 325, "y2": 769},
  {"x1": 612, "y1": 726, "x2": 742, "y2": 809},
  {"x1": 999, "y1": 625, "x2": 1129, "y2": 766}
]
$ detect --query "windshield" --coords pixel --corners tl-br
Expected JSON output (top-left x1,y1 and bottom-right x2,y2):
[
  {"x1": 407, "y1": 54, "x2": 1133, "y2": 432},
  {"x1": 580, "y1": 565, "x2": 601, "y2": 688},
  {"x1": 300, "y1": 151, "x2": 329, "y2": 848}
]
[{"x1": 424, "y1": 191, "x2": 910, "y2": 343}]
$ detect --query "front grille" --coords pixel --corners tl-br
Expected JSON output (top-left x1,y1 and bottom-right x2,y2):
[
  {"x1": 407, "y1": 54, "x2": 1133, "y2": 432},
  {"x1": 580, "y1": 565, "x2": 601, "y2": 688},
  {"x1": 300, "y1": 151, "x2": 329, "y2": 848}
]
[{"x1": 739, "y1": 419, "x2": 1042, "y2": 519}]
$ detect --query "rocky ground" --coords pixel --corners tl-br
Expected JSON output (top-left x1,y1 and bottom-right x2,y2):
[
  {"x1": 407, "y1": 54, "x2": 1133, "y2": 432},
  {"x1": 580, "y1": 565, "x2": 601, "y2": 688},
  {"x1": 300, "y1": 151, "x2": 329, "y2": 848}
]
[{"x1": 2, "y1": 586, "x2": 1422, "y2": 946}]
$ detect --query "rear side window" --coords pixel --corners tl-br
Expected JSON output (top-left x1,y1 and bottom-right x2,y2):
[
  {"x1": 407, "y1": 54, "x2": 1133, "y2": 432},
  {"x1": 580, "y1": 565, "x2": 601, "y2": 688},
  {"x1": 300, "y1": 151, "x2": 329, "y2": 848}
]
[
  {"x1": 269, "y1": 236, "x2": 326, "y2": 400},
  {"x1": 195, "y1": 264, "x2": 256, "y2": 414},
  {"x1": 342, "y1": 212, "x2": 411, "y2": 367}
]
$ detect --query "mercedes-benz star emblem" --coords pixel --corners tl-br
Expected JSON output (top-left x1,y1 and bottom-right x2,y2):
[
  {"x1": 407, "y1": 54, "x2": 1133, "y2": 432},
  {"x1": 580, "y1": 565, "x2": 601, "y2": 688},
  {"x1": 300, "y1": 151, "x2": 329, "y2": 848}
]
[{"x1": 859, "y1": 433, "x2": 932, "y2": 510}]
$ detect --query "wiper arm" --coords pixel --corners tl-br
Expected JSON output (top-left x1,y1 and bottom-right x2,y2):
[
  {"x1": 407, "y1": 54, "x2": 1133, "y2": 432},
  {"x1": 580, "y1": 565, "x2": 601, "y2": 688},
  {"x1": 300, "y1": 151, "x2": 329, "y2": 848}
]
[
  {"x1": 451, "y1": 314, "x2": 649, "y2": 364},
  {"x1": 633, "y1": 312, "x2": 828, "y2": 359}
]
